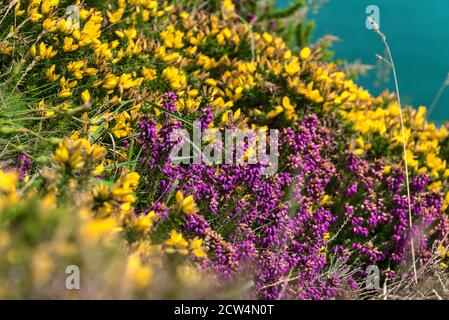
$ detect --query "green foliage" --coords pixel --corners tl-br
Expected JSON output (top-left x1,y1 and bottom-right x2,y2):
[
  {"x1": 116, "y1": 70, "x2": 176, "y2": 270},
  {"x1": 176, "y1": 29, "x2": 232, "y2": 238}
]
[{"x1": 295, "y1": 19, "x2": 316, "y2": 49}]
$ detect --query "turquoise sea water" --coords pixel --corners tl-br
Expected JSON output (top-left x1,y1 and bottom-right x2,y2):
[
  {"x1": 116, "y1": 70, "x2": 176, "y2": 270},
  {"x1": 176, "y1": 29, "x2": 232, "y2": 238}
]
[{"x1": 277, "y1": 0, "x2": 449, "y2": 124}]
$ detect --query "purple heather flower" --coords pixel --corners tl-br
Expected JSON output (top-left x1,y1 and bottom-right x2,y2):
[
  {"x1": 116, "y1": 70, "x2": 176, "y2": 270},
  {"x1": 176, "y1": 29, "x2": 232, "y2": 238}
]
[
  {"x1": 411, "y1": 174, "x2": 431, "y2": 193},
  {"x1": 247, "y1": 14, "x2": 256, "y2": 23},
  {"x1": 199, "y1": 108, "x2": 214, "y2": 132},
  {"x1": 346, "y1": 183, "x2": 358, "y2": 197},
  {"x1": 17, "y1": 152, "x2": 32, "y2": 179},
  {"x1": 346, "y1": 154, "x2": 360, "y2": 173}
]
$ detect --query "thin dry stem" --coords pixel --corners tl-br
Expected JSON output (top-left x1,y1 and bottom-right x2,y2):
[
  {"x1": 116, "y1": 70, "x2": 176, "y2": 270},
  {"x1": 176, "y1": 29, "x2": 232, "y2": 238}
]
[{"x1": 368, "y1": 17, "x2": 418, "y2": 284}]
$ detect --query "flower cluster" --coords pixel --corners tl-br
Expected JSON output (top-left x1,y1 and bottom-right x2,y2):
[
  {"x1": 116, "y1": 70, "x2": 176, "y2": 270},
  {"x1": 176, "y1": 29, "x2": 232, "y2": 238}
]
[{"x1": 1, "y1": 0, "x2": 449, "y2": 300}]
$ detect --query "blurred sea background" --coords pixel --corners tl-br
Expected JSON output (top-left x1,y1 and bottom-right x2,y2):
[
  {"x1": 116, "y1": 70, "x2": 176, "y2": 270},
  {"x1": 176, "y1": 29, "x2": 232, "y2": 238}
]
[{"x1": 277, "y1": 0, "x2": 449, "y2": 124}]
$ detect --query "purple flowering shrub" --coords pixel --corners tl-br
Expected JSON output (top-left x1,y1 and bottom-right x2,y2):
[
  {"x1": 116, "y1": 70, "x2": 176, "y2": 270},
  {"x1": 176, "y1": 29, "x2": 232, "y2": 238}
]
[
  {"x1": 331, "y1": 154, "x2": 447, "y2": 273},
  {"x1": 132, "y1": 95, "x2": 353, "y2": 298},
  {"x1": 130, "y1": 92, "x2": 449, "y2": 299}
]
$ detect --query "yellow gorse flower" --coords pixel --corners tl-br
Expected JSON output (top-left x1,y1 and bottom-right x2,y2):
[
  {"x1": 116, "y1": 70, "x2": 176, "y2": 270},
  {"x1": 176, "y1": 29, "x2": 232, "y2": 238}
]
[
  {"x1": 45, "y1": 65, "x2": 59, "y2": 82},
  {"x1": 111, "y1": 172, "x2": 140, "y2": 212},
  {"x1": 53, "y1": 138, "x2": 106, "y2": 172},
  {"x1": 63, "y1": 37, "x2": 79, "y2": 52},
  {"x1": 160, "y1": 25, "x2": 184, "y2": 48},
  {"x1": 142, "y1": 66, "x2": 157, "y2": 81},
  {"x1": 81, "y1": 90, "x2": 91, "y2": 103},
  {"x1": 80, "y1": 217, "x2": 120, "y2": 244},
  {"x1": 32, "y1": 42, "x2": 57, "y2": 61},
  {"x1": 165, "y1": 229, "x2": 189, "y2": 255},
  {"x1": 0, "y1": 170, "x2": 19, "y2": 211},
  {"x1": 132, "y1": 211, "x2": 156, "y2": 233},
  {"x1": 189, "y1": 238, "x2": 206, "y2": 259},
  {"x1": 300, "y1": 47, "x2": 311, "y2": 60},
  {"x1": 107, "y1": 8, "x2": 125, "y2": 24},
  {"x1": 162, "y1": 67, "x2": 187, "y2": 90},
  {"x1": 298, "y1": 82, "x2": 324, "y2": 103},
  {"x1": 102, "y1": 73, "x2": 120, "y2": 90},
  {"x1": 284, "y1": 57, "x2": 300, "y2": 77},
  {"x1": 0, "y1": 170, "x2": 18, "y2": 194},
  {"x1": 176, "y1": 191, "x2": 198, "y2": 215},
  {"x1": 125, "y1": 253, "x2": 153, "y2": 290},
  {"x1": 112, "y1": 112, "x2": 132, "y2": 138}
]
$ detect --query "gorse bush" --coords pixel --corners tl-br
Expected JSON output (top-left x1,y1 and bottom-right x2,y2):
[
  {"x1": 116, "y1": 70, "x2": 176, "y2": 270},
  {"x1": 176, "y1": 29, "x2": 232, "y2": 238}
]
[{"x1": 0, "y1": 0, "x2": 449, "y2": 299}]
